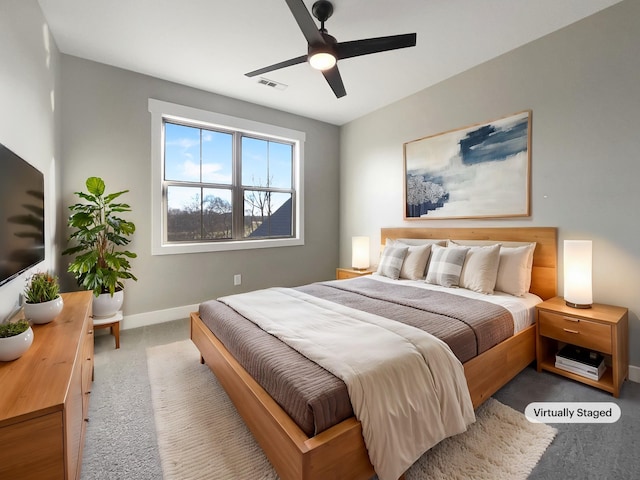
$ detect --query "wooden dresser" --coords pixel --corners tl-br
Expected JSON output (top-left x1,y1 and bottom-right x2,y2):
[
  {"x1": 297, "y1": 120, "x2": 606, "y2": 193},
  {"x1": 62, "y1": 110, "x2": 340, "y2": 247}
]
[{"x1": 0, "y1": 291, "x2": 94, "y2": 480}]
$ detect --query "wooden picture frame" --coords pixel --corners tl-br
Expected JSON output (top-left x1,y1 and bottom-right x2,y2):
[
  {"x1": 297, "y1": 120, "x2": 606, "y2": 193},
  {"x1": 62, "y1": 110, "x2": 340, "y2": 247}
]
[{"x1": 404, "y1": 110, "x2": 532, "y2": 220}]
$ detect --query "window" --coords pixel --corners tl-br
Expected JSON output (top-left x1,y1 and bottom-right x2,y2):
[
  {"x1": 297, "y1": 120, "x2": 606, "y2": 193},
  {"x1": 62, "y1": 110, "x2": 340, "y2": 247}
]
[{"x1": 149, "y1": 99, "x2": 305, "y2": 255}]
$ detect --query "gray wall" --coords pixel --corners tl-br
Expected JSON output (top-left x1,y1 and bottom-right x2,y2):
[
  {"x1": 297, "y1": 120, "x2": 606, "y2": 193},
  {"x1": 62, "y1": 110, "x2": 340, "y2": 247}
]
[
  {"x1": 59, "y1": 56, "x2": 340, "y2": 320},
  {"x1": 340, "y1": 0, "x2": 640, "y2": 367},
  {"x1": 0, "y1": 0, "x2": 62, "y2": 320}
]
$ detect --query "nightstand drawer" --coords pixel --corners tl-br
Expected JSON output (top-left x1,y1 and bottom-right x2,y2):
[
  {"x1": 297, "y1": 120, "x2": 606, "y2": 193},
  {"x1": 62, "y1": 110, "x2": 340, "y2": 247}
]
[
  {"x1": 538, "y1": 311, "x2": 612, "y2": 354},
  {"x1": 336, "y1": 268, "x2": 374, "y2": 280},
  {"x1": 337, "y1": 270, "x2": 360, "y2": 280}
]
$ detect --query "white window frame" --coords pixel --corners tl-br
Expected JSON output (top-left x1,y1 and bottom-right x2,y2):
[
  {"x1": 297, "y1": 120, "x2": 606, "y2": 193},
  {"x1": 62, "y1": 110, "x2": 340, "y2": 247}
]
[{"x1": 149, "y1": 99, "x2": 305, "y2": 255}]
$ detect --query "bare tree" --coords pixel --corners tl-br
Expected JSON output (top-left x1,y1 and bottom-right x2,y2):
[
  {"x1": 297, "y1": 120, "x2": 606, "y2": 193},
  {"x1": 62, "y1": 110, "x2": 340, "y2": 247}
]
[{"x1": 244, "y1": 175, "x2": 274, "y2": 235}]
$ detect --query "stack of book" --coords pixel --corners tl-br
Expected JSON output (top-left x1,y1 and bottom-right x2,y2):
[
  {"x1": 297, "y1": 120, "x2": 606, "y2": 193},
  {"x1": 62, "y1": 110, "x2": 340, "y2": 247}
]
[{"x1": 555, "y1": 344, "x2": 606, "y2": 380}]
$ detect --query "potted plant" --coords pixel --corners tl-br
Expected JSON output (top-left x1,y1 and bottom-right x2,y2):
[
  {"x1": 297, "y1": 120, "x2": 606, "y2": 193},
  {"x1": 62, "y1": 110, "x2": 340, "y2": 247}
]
[
  {"x1": 0, "y1": 319, "x2": 33, "y2": 361},
  {"x1": 23, "y1": 271, "x2": 64, "y2": 324},
  {"x1": 63, "y1": 176, "x2": 137, "y2": 318}
]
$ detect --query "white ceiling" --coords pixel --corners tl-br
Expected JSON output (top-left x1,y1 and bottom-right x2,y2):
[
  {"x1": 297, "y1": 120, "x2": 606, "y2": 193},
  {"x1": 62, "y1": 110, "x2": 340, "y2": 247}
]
[{"x1": 38, "y1": 0, "x2": 621, "y2": 126}]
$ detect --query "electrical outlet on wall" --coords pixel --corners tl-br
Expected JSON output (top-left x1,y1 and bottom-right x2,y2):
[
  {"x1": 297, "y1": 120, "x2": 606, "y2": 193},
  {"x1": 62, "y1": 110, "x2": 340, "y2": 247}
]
[{"x1": 233, "y1": 274, "x2": 242, "y2": 286}]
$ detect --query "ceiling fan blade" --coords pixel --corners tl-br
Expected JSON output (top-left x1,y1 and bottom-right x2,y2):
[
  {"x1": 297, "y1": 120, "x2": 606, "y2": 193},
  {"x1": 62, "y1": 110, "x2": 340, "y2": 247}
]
[
  {"x1": 336, "y1": 33, "x2": 417, "y2": 60},
  {"x1": 245, "y1": 54, "x2": 307, "y2": 77},
  {"x1": 285, "y1": 0, "x2": 325, "y2": 46},
  {"x1": 322, "y1": 65, "x2": 346, "y2": 98}
]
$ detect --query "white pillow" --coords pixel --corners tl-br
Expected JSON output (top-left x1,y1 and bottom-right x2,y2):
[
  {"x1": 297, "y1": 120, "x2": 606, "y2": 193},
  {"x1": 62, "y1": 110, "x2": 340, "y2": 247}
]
[
  {"x1": 425, "y1": 245, "x2": 470, "y2": 288},
  {"x1": 457, "y1": 243, "x2": 501, "y2": 294},
  {"x1": 376, "y1": 245, "x2": 409, "y2": 280},
  {"x1": 386, "y1": 240, "x2": 433, "y2": 280},
  {"x1": 495, "y1": 243, "x2": 536, "y2": 297}
]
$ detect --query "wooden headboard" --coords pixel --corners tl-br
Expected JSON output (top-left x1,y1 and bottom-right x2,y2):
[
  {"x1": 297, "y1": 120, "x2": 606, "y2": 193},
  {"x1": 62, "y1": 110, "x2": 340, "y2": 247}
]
[{"x1": 380, "y1": 227, "x2": 557, "y2": 300}]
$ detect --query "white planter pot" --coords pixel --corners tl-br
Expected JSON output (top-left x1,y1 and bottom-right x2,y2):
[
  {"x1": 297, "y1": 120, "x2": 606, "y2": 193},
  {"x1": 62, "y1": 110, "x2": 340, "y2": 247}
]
[
  {"x1": 23, "y1": 296, "x2": 64, "y2": 324},
  {"x1": 92, "y1": 290, "x2": 124, "y2": 319},
  {"x1": 0, "y1": 327, "x2": 34, "y2": 362}
]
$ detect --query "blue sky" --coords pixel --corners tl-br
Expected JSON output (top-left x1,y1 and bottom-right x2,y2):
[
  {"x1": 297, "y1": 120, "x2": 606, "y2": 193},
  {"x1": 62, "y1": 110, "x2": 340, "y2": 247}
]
[{"x1": 164, "y1": 122, "x2": 292, "y2": 211}]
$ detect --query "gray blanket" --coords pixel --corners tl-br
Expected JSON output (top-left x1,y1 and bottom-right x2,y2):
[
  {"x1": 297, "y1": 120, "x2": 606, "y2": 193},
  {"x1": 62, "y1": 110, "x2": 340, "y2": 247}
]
[
  {"x1": 300, "y1": 277, "x2": 514, "y2": 361},
  {"x1": 198, "y1": 277, "x2": 513, "y2": 437}
]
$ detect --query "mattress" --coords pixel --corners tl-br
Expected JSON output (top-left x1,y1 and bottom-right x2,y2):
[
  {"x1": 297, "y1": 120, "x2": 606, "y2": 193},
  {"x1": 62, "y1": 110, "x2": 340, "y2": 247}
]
[{"x1": 198, "y1": 275, "x2": 540, "y2": 437}]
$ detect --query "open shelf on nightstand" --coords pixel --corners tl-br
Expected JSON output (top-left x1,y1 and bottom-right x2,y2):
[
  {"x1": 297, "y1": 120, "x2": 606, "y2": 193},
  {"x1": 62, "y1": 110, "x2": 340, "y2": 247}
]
[{"x1": 537, "y1": 349, "x2": 615, "y2": 394}]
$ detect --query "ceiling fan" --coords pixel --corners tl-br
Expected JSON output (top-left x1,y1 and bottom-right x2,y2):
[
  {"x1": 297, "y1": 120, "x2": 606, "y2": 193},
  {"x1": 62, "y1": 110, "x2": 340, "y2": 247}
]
[{"x1": 245, "y1": 0, "x2": 417, "y2": 98}]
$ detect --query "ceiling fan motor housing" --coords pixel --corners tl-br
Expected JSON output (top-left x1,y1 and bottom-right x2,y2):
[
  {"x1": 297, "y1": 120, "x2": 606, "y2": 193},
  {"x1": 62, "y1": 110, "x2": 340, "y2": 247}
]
[
  {"x1": 308, "y1": 31, "x2": 337, "y2": 56},
  {"x1": 312, "y1": 1, "x2": 334, "y2": 24}
]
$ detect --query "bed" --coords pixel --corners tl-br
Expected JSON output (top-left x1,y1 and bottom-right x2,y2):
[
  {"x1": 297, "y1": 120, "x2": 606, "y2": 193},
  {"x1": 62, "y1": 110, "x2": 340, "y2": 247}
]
[{"x1": 190, "y1": 227, "x2": 557, "y2": 480}]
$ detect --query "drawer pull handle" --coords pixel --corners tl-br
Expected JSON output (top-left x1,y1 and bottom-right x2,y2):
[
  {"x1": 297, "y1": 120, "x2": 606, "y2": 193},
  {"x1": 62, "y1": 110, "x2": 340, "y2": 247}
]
[
  {"x1": 563, "y1": 328, "x2": 580, "y2": 334},
  {"x1": 563, "y1": 317, "x2": 579, "y2": 323}
]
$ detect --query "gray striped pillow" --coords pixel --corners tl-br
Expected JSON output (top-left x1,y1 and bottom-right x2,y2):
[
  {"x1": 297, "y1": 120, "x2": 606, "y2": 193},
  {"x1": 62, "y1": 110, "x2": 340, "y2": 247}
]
[
  {"x1": 426, "y1": 245, "x2": 470, "y2": 287},
  {"x1": 376, "y1": 245, "x2": 409, "y2": 280}
]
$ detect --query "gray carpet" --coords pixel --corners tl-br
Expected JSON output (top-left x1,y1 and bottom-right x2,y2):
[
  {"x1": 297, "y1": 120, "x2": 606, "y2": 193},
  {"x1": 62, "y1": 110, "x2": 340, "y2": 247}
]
[
  {"x1": 493, "y1": 365, "x2": 640, "y2": 479},
  {"x1": 81, "y1": 320, "x2": 189, "y2": 480},
  {"x1": 81, "y1": 319, "x2": 640, "y2": 480}
]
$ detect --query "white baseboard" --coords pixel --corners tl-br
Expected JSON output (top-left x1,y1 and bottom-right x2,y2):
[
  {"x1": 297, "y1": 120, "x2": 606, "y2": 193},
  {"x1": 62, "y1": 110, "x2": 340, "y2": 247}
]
[
  {"x1": 120, "y1": 303, "x2": 198, "y2": 330},
  {"x1": 629, "y1": 364, "x2": 640, "y2": 384}
]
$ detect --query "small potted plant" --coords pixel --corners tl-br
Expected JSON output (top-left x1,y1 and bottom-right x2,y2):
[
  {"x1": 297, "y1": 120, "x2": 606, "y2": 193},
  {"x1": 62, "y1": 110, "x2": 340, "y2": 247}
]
[
  {"x1": 23, "y1": 272, "x2": 64, "y2": 324},
  {"x1": 63, "y1": 176, "x2": 137, "y2": 318},
  {"x1": 0, "y1": 319, "x2": 33, "y2": 362}
]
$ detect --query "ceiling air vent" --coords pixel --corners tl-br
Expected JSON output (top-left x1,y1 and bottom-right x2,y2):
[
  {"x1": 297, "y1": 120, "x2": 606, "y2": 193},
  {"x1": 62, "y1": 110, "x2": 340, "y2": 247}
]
[{"x1": 257, "y1": 77, "x2": 287, "y2": 90}]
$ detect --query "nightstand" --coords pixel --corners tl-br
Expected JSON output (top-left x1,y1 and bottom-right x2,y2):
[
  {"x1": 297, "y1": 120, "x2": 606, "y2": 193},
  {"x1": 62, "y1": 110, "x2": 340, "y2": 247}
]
[
  {"x1": 336, "y1": 267, "x2": 375, "y2": 280},
  {"x1": 536, "y1": 296, "x2": 628, "y2": 397}
]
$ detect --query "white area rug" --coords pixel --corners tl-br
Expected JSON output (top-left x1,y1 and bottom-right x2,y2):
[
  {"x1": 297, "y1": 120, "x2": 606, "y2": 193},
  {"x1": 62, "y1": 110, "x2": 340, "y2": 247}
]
[{"x1": 147, "y1": 340, "x2": 556, "y2": 480}]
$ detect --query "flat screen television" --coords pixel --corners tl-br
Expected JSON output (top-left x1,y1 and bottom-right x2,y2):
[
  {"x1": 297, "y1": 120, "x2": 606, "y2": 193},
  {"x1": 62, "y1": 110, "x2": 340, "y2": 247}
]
[{"x1": 0, "y1": 142, "x2": 45, "y2": 287}]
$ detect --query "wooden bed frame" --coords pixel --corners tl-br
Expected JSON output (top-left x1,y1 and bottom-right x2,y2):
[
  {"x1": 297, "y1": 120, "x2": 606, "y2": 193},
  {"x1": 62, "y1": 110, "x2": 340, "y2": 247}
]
[{"x1": 190, "y1": 227, "x2": 557, "y2": 480}]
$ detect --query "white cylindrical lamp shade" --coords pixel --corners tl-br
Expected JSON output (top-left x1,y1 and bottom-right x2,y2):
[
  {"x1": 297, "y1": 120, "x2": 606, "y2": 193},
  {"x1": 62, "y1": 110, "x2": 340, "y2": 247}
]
[
  {"x1": 564, "y1": 240, "x2": 593, "y2": 308},
  {"x1": 352, "y1": 236, "x2": 370, "y2": 270}
]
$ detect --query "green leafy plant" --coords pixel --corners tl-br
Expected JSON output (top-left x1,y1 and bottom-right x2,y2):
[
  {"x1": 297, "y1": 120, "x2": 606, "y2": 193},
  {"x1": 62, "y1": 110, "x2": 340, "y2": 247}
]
[
  {"x1": 62, "y1": 176, "x2": 137, "y2": 297},
  {"x1": 0, "y1": 319, "x2": 30, "y2": 338},
  {"x1": 24, "y1": 271, "x2": 60, "y2": 304}
]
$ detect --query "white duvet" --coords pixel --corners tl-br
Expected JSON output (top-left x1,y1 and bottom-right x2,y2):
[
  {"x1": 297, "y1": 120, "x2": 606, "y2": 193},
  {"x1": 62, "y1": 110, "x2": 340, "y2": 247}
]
[{"x1": 219, "y1": 287, "x2": 475, "y2": 480}]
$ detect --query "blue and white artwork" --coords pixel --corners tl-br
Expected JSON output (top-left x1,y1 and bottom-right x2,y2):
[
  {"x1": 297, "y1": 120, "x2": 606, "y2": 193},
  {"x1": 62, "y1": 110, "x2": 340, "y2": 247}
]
[{"x1": 404, "y1": 111, "x2": 531, "y2": 219}]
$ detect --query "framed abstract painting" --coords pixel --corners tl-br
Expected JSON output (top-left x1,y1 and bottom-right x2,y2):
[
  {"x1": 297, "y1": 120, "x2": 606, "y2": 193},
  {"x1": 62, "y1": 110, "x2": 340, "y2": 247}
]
[{"x1": 404, "y1": 110, "x2": 531, "y2": 219}]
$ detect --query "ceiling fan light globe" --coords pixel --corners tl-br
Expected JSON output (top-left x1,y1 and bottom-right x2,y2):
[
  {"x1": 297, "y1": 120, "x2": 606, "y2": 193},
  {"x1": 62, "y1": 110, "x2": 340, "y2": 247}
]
[{"x1": 309, "y1": 52, "x2": 336, "y2": 70}]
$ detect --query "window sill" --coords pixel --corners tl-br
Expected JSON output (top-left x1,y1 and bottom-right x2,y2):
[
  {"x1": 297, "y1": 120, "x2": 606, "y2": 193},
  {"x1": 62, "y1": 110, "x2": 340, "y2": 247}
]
[{"x1": 151, "y1": 237, "x2": 304, "y2": 255}]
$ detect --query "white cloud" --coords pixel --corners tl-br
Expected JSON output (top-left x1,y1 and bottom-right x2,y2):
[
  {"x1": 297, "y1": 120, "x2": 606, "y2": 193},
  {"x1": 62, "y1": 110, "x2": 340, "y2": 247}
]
[
  {"x1": 182, "y1": 160, "x2": 201, "y2": 179},
  {"x1": 166, "y1": 137, "x2": 199, "y2": 149}
]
